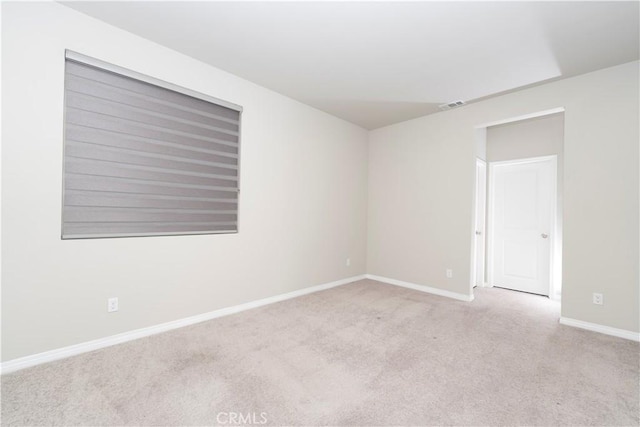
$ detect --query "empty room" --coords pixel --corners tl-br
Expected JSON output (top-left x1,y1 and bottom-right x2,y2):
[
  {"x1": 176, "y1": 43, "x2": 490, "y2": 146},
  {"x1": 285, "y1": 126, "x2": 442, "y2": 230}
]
[{"x1": 1, "y1": 1, "x2": 639, "y2": 426}]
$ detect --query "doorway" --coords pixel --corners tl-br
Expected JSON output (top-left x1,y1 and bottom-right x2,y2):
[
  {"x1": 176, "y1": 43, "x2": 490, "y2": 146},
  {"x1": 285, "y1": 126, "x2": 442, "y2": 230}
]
[
  {"x1": 488, "y1": 156, "x2": 557, "y2": 296},
  {"x1": 471, "y1": 109, "x2": 564, "y2": 300}
]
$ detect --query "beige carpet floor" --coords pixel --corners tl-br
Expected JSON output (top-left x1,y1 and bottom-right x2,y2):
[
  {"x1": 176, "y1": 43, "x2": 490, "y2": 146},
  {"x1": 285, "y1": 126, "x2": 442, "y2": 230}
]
[{"x1": 2, "y1": 279, "x2": 639, "y2": 426}]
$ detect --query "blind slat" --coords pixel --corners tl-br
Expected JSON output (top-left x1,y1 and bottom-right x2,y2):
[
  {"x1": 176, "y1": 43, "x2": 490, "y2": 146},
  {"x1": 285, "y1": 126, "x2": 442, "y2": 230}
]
[
  {"x1": 66, "y1": 157, "x2": 238, "y2": 182},
  {"x1": 65, "y1": 191, "x2": 237, "y2": 211},
  {"x1": 66, "y1": 60, "x2": 240, "y2": 121},
  {"x1": 66, "y1": 117, "x2": 238, "y2": 154},
  {"x1": 66, "y1": 91, "x2": 239, "y2": 138},
  {"x1": 67, "y1": 140, "x2": 238, "y2": 174},
  {"x1": 66, "y1": 73, "x2": 239, "y2": 129},
  {"x1": 63, "y1": 225, "x2": 236, "y2": 239},
  {"x1": 66, "y1": 125, "x2": 238, "y2": 164},
  {"x1": 66, "y1": 161, "x2": 238, "y2": 188},
  {"x1": 67, "y1": 106, "x2": 238, "y2": 147},
  {"x1": 64, "y1": 207, "x2": 237, "y2": 223},
  {"x1": 65, "y1": 174, "x2": 237, "y2": 198}
]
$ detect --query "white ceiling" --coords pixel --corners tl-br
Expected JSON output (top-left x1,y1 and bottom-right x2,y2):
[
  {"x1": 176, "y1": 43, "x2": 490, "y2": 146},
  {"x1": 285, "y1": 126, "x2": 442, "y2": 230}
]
[{"x1": 62, "y1": 1, "x2": 639, "y2": 130}]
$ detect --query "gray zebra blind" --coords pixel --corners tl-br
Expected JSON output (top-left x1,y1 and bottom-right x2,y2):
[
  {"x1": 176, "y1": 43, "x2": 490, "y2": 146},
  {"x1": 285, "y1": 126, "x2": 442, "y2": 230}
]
[{"x1": 62, "y1": 51, "x2": 242, "y2": 239}]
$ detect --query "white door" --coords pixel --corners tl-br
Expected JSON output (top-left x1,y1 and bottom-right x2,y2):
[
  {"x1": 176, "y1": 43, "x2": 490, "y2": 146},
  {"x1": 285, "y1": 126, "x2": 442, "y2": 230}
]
[
  {"x1": 473, "y1": 159, "x2": 487, "y2": 287},
  {"x1": 489, "y1": 156, "x2": 556, "y2": 296}
]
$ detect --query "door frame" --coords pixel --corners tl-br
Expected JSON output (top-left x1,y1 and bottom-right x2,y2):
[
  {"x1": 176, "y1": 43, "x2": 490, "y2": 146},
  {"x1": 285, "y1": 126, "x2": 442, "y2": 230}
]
[
  {"x1": 472, "y1": 158, "x2": 487, "y2": 288},
  {"x1": 487, "y1": 155, "x2": 558, "y2": 296}
]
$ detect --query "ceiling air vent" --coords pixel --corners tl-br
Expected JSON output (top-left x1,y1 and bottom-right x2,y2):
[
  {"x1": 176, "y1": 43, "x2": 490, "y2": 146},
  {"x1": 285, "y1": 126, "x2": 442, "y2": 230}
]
[{"x1": 438, "y1": 100, "x2": 466, "y2": 111}]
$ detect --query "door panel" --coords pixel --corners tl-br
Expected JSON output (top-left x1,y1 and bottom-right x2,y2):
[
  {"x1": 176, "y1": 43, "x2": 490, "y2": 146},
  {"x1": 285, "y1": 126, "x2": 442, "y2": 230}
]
[
  {"x1": 503, "y1": 240, "x2": 537, "y2": 279},
  {"x1": 490, "y1": 157, "x2": 555, "y2": 296},
  {"x1": 504, "y1": 170, "x2": 538, "y2": 228}
]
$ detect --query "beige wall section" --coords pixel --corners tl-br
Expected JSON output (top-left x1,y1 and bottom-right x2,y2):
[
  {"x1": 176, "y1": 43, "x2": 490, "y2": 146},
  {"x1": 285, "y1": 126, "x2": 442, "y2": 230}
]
[
  {"x1": 487, "y1": 113, "x2": 564, "y2": 162},
  {"x1": 1, "y1": 2, "x2": 369, "y2": 361},
  {"x1": 486, "y1": 113, "x2": 565, "y2": 297},
  {"x1": 368, "y1": 61, "x2": 639, "y2": 332}
]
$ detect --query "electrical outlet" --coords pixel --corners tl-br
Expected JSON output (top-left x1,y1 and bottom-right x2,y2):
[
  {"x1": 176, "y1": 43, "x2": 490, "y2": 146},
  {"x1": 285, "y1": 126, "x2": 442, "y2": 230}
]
[
  {"x1": 346, "y1": 258, "x2": 351, "y2": 267},
  {"x1": 592, "y1": 293, "x2": 603, "y2": 305},
  {"x1": 446, "y1": 269, "x2": 453, "y2": 278},
  {"x1": 108, "y1": 297, "x2": 119, "y2": 312}
]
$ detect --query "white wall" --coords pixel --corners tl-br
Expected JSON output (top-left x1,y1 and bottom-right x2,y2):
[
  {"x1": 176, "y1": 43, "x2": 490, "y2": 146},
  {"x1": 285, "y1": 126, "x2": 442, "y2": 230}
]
[
  {"x1": 487, "y1": 113, "x2": 564, "y2": 162},
  {"x1": 368, "y1": 61, "x2": 639, "y2": 333},
  {"x1": 1, "y1": 2, "x2": 368, "y2": 362}
]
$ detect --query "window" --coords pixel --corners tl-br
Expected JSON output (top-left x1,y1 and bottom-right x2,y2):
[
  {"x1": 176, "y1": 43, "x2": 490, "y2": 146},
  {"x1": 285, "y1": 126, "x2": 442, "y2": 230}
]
[{"x1": 62, "y1": 51, "x2": 242, "y2": 239}]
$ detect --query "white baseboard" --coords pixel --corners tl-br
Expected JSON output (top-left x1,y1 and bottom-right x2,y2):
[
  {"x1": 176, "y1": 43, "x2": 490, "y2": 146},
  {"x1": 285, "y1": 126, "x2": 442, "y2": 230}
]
[
  {"x1": 365, "y1": 274, "x2": 474, "y2": 302},
  {"x1": 14, "y1": 275, "x2": 636, "y2": 374},
  {"x1": 559, "y1": 317, "x2": 640, "y2": 342},
  {"x1": 0, "y1": 274, "x2": 366, "y2": 375}
]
